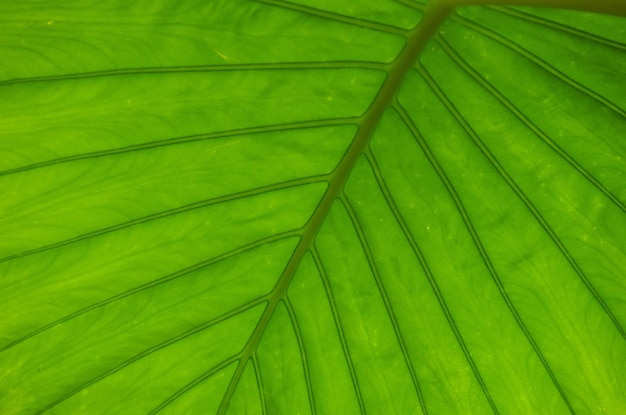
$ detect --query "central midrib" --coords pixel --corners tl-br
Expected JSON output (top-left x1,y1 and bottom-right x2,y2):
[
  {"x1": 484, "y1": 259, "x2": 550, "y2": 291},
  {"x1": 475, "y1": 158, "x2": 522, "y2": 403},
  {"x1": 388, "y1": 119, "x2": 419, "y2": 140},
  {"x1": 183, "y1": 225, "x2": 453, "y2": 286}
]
[{"x1": 215, "y1": 2, "x2": 454, "y2": 414}]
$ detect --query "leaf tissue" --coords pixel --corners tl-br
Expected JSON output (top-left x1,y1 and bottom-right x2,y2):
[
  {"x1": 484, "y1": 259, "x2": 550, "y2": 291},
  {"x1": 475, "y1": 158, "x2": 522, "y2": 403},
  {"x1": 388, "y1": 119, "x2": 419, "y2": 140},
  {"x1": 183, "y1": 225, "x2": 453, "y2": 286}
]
[{"x1": 1, "y1": 0, "x2": 625, "y2": 413}]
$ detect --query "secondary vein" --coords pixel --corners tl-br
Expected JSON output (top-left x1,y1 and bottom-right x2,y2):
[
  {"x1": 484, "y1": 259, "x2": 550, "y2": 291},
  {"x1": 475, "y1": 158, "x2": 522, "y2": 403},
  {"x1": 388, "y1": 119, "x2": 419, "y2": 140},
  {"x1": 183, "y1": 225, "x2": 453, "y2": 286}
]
[{"x1": 215, "y1": 2, "x2": 454, "y2": 413}]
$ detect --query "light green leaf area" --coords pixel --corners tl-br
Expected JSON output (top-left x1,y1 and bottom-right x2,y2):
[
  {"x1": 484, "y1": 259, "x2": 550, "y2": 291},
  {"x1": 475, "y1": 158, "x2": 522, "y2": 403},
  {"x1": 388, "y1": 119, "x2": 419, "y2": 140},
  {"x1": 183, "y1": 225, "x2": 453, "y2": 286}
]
[{"x1": 1, "y1": 0, "x2": 625, "y2": 414}]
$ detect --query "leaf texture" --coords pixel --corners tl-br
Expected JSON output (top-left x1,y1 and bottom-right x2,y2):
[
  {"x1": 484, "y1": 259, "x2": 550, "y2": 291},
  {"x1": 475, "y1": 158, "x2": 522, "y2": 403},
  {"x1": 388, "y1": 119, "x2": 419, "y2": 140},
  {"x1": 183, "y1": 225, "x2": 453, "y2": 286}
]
[{"x1": 1, "y1": 0, "x2": 625, "y2": 414}]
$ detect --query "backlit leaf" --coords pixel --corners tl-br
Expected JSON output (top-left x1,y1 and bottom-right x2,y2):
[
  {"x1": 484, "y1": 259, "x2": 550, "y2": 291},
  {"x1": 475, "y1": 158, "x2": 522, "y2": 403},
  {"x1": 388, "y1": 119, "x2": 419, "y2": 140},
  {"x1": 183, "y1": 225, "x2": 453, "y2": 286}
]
[{"x1": 1, "y1": 0, "x2": 625, "y2": 413}]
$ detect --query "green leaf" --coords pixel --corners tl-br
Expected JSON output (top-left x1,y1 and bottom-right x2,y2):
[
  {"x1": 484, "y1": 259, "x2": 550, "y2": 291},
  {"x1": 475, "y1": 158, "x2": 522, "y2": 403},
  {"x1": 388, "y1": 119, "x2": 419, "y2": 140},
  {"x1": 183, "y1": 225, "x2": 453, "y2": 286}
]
[{"x1": 1, "y1": 0, "x2": 625, "y2": 413}]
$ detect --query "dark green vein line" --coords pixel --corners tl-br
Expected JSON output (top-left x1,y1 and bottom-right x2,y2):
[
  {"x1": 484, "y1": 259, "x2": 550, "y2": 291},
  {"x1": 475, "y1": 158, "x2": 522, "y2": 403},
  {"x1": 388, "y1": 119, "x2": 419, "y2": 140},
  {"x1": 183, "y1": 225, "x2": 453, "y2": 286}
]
[
  {"x1": 0, "y1": 232, "x2": 297, "y2": 353},
  {"x1": 341, "y1": 193, "x2": 428, "y2": 415},
  {"x1": 449, "y1": 14, "x2": 626, "y2": 120},
  {"x1": 491, "y1": 5, "x2": 626, "y2": 51},
  {"x1": 436, "y1": 33, "x2": 626, "y2": 214},
  {"x1": 394, "y1": 0, "x2": 427, "y2": 12},
  {"x1": 147, "y1": 358, "x2": 238, "y2": 415},
  {"x1": 416, "y1": 64, "x2": 626, "y2": 341},
  {"x1": 218, "y1": 245, "x2": 369, "y2": 415},
  {"x1": 159, "y1": 301, "x2": 269, "y2": 415},
  {"x1": 254, "y1": 0, "x2": 408, "y2": 36},
  {"x1": 394, "y1": 100, "x2": 575, "y2": 414},
  {"x1": 217, "y1": 302, "x2": 276, "y2": 415},
  {"x1": 435, "y1": 33, "x2": 626, "y2": 212},
  {"x1": 450, "y1": 0, "x2": 626, "y2": 18},
  {"x1": 216, "y1": 4, "x2": 452, "y2": 413},
  {"x1": 0, "y1": 118, "x2": 358, "y2": 178},
  {"x1": 37, "y1": 298, "x2": 264, "y2": 414},
  {"x1": 444, "y1": 18, "x2": 626, "y2": 212},
  {"x1": 0, "y1": 176, "x2": 325, "y2": 265},
  {"x1": 364, "y1": 143, "x2": 498, "y2": 415},
  {"x1": 284, "y1": 297, "x2": 316, "y2": 415},
  {"x1": 311, "y1": 246, "x2": 366, "y2": 414},
  {"x1": 0, "y1": 61, "x2": 388, "y2": 87},
  {"x1": 360, "y1": 151, "x2": 411, "y2": 248},
  {"x1": 435, "y1": 32, "x2": 626, "y2": 309},
  {"x1": 252, "y1": 356, "x2": 268, "y2": 415}
]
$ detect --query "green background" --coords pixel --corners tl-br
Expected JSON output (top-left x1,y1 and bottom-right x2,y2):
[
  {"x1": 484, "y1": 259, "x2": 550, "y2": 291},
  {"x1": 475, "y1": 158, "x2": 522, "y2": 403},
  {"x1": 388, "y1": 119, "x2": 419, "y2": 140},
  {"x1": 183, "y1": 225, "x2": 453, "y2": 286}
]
[{"x1": 1, "y1": 0, "x2": 625, "y2": 413}]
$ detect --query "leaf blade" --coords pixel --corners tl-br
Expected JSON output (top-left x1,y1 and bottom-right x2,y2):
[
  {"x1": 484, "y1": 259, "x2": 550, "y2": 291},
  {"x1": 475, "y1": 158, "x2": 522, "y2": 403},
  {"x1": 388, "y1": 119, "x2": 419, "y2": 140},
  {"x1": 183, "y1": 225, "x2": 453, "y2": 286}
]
[{"x1": 1, "y1": 1, "x2": 625, "y2": 414}]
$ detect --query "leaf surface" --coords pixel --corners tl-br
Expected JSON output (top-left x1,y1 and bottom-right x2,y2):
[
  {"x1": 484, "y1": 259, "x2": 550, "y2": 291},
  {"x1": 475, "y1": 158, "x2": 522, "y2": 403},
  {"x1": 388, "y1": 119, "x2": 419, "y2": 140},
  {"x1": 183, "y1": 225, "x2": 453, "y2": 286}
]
[{"x1": 1, "y1": 0, "x2": 625, "y2": 414}]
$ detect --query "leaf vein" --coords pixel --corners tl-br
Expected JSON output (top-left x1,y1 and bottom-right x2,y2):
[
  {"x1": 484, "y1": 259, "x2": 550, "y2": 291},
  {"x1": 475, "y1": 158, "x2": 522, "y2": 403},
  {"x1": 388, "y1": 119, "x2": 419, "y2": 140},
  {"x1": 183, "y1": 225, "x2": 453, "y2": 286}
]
[
  {"x1": 0, "y1": 62, "x2": 388, "y2": 87},
  {"x1": 0, "y1": 233, "x2": 296, "y2": 353},
  {"x1": 284, "y1": 297, "x2": 316, "y2": 415},
  {"x1": 436, "y1": 32, "x2": 626, "y2": 214},
  {"x1": 395, "y1": 98, "x2": 575, "y2": 413},
  {"x1": 0, "y1": 118, "x2": 359, "y2": 178},
  {"x1": 37, "y1": 298, "x2": 263, "y2": 414},
  {"x1": 420, "y1": 52, "x2": 626, "y2": 340},
  {"x1": 253, "y1": 355, "x2": 268, "y2": 415},
  {"x1": 0, "y1": 177, "x2": 325, "y2": 265},
  {"x1": 216, "y1": 359, "x2": 247, "y2": 415},
  {"x1": 341, "y1": 191, "x2": 428, "y2": 415},
  {"x1": 492, "y1": 6, "x2": 626, "y2": 51},
  {"x1": 394, "y1": 0, "x2": 427, "y2": 12},
  {"x1": 253, "y1": 0, "x2": 409, "y2": 35},
  {"x1": 147, "y1": 358, "x2": 238, "y2": 414},
  {"x1": 450, "y1": 14, "x2": 626, "y2": 120},
  {"x1": 311, "y1": 246, "x2": 366, "y2": 414},
  {"x1": 365, "y1": 116, "x2": 499, "y2": 414}
]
